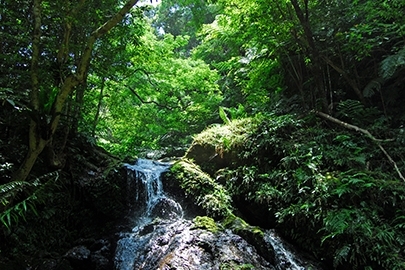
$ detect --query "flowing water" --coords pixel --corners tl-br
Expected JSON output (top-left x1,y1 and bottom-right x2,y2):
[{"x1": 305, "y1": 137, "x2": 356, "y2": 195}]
[{"x1": 114, "y1": 159, "x2": 323, "y2": 270}]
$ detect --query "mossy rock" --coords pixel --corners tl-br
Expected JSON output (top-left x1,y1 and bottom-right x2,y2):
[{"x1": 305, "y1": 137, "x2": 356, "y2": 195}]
[
  {"x1": 169, "y1": 159, "x2": 233, "y2": 218},
  {"x1": 222, "y1": 214, "x2": 275, "y2": 264},
  {"x1": 192, "y1": 216, "x2": 219, "y2": 233},
  {"x1": 220, "y1": 262, "x2": 256, "y2": 270},
  {"x1": 222, "y1": 214, "x2": 264, "y2": 238},
  {"x1": 185, "y1": 118, "x2": 261, "y2": 175}
]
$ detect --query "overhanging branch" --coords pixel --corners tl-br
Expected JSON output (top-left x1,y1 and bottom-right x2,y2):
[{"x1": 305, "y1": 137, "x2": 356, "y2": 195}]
[
  {"x1": 126, "y1": 85, "x2": 173, "y2": 110},
  {"x1": 315, "y1": 111, "x2": 405, "y2": 182}
]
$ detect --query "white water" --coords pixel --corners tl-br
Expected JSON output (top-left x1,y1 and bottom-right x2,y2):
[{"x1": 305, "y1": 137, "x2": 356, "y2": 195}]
[
  {"x1": 115, "y1": 159, "x2": 183, "y2": 270},
  {"x1": 114, "y1": 159, "x2": 322, "y2": 270},
  {"x1": 264, "y1": 229, "x2": 315, "y2": 270}
]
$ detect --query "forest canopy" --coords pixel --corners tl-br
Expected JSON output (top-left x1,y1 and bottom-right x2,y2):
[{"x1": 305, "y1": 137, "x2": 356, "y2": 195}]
[{"x1": 1, "y1": 0, "x2": 405, "y2": 269}]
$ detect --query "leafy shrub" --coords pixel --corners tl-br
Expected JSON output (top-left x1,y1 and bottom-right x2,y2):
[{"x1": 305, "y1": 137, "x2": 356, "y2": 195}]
[{"x1": 208, "y1": 113, "x2": 405, "y2": 269}]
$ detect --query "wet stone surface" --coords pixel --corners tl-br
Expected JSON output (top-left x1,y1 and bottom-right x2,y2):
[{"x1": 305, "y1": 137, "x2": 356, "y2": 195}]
[{"x1": 115, "y1": 219, "x2": 275, "y2": 270}]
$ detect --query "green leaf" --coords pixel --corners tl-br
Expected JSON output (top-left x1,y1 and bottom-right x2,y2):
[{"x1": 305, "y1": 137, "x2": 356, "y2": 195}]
[{"x1": 6, "y1": 98, "x2": 15, "y2": 107}]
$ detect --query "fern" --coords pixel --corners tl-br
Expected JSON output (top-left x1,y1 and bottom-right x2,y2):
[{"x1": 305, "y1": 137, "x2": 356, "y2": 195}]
[
  {"x1": 380, "y1": 47, "x2": 405, "y2": 79},
  {"x1": 0, "y1": 172, "x2": 59, "y2": 229},
  {"x1": 363, "y1": 77, "x2": 383, "y2": 98},
  {"x1": 333, "y1": 245, "x2": 351, "y2": 268},
  {"x1": 0, "y1": 198, "x2": 38, "y2": 229},
  {"x1": 336, "y1": 99, "x2": 365, "y2": 119},
  {"x1": 0, "y1": 180, "x2": 39, "y2": 206},
  {"x1": 335, "y1": 99, "x2": 382, "y2": 126}
]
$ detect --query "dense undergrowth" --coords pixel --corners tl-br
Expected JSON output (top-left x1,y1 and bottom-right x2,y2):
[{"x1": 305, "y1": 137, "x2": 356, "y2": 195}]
[
  {"x1": 0, "y1": 133, "x2": 127, "y2": 269},
  {"x1": 169, "y1": 112, "x2": 405, "y2": 269}
]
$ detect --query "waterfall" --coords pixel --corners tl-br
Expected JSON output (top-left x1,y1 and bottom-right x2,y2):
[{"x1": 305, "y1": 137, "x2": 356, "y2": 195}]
[
  {"x1": 115, "y1": 159, "x2": 183, "y2": 270},
  {"x1": 114, "y1": 159, "x2": 323, "y2": 270},
  {"x1": 124, "y1": 159, "x2": 182, "y2": 226}
]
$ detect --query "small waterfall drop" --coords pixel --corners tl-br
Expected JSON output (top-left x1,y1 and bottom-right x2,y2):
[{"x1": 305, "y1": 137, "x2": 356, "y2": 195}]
[
  {"x1": 264, "y1": 229, "x2": 318, "y2": 270},
  {"x1": 124, "y1": 159, "x2": 182, "y2": 226},
  {"x1": 114, "y1": 158, "x2": 323, "y2": 270},
  {"x1": 115, "y1": 159, "x2": 183, "y2": 270}
]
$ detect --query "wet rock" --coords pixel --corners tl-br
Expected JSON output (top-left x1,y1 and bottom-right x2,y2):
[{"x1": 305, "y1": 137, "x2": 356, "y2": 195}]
[
  {"x1": 64, "y1": 245, "x2": 91, "y2": 269},
  {"x1": 91, "y1": 253, "x2": 110, "y2": 270},
  {"x1": 222, "y1": 214, "x2": 275, "y2": 264},
  {"x1": 115, "y1": 158, "x2": 323, "y2": 270},
  {"x1": 150, "y1": 197, "x2": 183, "y2": 220},
  {"x1": 115, "y1": 219, "x2": 275, "y2": 270}
]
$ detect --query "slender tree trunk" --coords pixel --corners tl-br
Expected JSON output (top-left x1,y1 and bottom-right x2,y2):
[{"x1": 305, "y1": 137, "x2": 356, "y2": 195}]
[
  {"x1": 13, "y1": 0, "x2": 46, "y2": 181},
  {"x1": 321, "y1": 55, "x2": 366, "y2": 104},
  {"x1": 12, "y1": 120, "x2": 48, "y2": 181},
  {"x1": 290, "y1": 0, "x2": 328, "y2": 112},
  {"x1": 92, "y1": 76, "x2": 106, "y2": 138}
]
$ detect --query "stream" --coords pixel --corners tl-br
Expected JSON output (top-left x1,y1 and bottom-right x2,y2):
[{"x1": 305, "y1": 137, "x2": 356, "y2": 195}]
[{"x1": 113, "y1": 159, "x2": 322, "y2": 270}]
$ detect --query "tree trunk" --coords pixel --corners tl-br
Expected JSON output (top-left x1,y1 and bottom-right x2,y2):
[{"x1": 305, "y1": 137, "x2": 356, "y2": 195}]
[
  {"x1": 290, "y1": 0, "x2": 328, "y2": 112},
  {"x1": 92, "y1": 76, "x2": 106, "y2": 138},
  {"x1": 12, "y1": 0, "x2": 140, "y2": 181},
  {"x1": 12, "y1": 120, "x2": 48, "y2": 181}
]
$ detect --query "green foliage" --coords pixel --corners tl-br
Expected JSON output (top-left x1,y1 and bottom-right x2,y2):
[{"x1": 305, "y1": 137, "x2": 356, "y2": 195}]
[
  {"x1": 218, "y1": 106, "x2": 231, "y2": 124},
  {"x1": 336, "y1": 99, "x2": 382, "y2": 126},
  {"x1": 380, "y1": 47, "x2": 405, "y2": 80},
  {"x1": 200, "y1": 114, "x2": 405, "y2": 269},
  {"x1": 0, "y1": 172, "x2": 60, "y2": 230},
  {"x1": 83, "y1": 24, "x2": 223, "y2": 156}
]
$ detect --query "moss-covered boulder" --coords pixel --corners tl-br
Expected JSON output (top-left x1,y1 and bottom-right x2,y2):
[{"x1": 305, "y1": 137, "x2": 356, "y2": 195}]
[
  {"x1": 222, "y1": 213, "x2": 275, "y2": 264},
  {"x1": 185, "y1": 118, "x2": 260, "y2": 175},
  {"x1": 167, "y1": 159, "x2": 233, "y2": 218}
]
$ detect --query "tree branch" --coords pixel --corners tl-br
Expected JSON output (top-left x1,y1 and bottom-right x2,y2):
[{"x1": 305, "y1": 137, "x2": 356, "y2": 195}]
[
  {"x1": 321, "y1": 55, "x2": 366, "y2": 104},
  {"x1": 126, "y1": 85, "x2": 173, "y2": 110},
  {"x1": 51, "y1": 0, "x2": 140, "y2": 133},
  {"x1": 57, "y1": 0, "x2": 86, "y2": 65},
  {"x1": 77, "y1": 0, "x2": 139, "y2": 81},
  {"x1": 315, "y1": 111, "x2": 405, "y2": 182}
]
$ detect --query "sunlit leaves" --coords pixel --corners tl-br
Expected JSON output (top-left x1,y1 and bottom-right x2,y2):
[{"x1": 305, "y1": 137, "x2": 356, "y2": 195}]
[{"x1": 86, "y1": 24, "x2": 222, "y2": 155}]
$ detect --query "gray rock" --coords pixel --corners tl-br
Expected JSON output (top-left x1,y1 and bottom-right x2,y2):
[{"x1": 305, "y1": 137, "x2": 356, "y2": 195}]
[
  {"x1": 114, "y1": 219, "x2": 275, "y2": 270},
  {"x1": 64, "y1": 245, "x2": 91, "y2": 269}
]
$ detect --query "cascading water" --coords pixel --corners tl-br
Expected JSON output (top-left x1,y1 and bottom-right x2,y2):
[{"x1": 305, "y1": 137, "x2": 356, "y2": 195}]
[
  {"x1": 124, "y1": 159, "x2": 182, "y2": 225},
  {"x1": 114, "y1": 159, "x2": 323, "y2": 270},
  {"x1": 115, "y1": 159, "x2": 183, "y2": 270}
]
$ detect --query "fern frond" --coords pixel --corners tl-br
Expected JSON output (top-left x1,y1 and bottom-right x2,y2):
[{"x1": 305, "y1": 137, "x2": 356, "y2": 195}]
[
  {"x1": 0, "y1": 181, "x2": 34, "y2": 205},
  {"x1": 363, "y1": 78, "x2": 383, "y2": 98},
  {"x1": 380, "y1": 47, "x2": 405, "y2": 79},
  {"x1": 336, "y1": 99, "x2": 364, "y2": 118},
  {"x1": 335, "y1": 99, "x2": 381, "y2": 126},
  {"x1": 0, "y1": 171, "x2": 60, "y2": 229},
  {"x1": 0, "y1": 194, "x2": 38, "y2": 229}
]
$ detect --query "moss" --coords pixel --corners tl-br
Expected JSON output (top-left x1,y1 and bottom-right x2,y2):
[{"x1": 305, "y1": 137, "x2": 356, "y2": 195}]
[
  {"x1": 190, "y1": 117, "x2": 261, "y2": 151},
  {"x1": 220, "y1": 213, "x2": 274, "y2": 262},
  {"x1": 185, "y1": 117, "x2": 262, "y2": 174},
  {"x1": 170, "y1": 159, "x2": 232, "y2": 217},
  {"x1": 222, "y1": 213, "x2": 264, "y2": 238},
  {"x1": 192, "y1": 216, "x2": 219, "y2": 233},
  {"x1": 220, "y1": 262, "x2": 255, "y2": 270}
]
